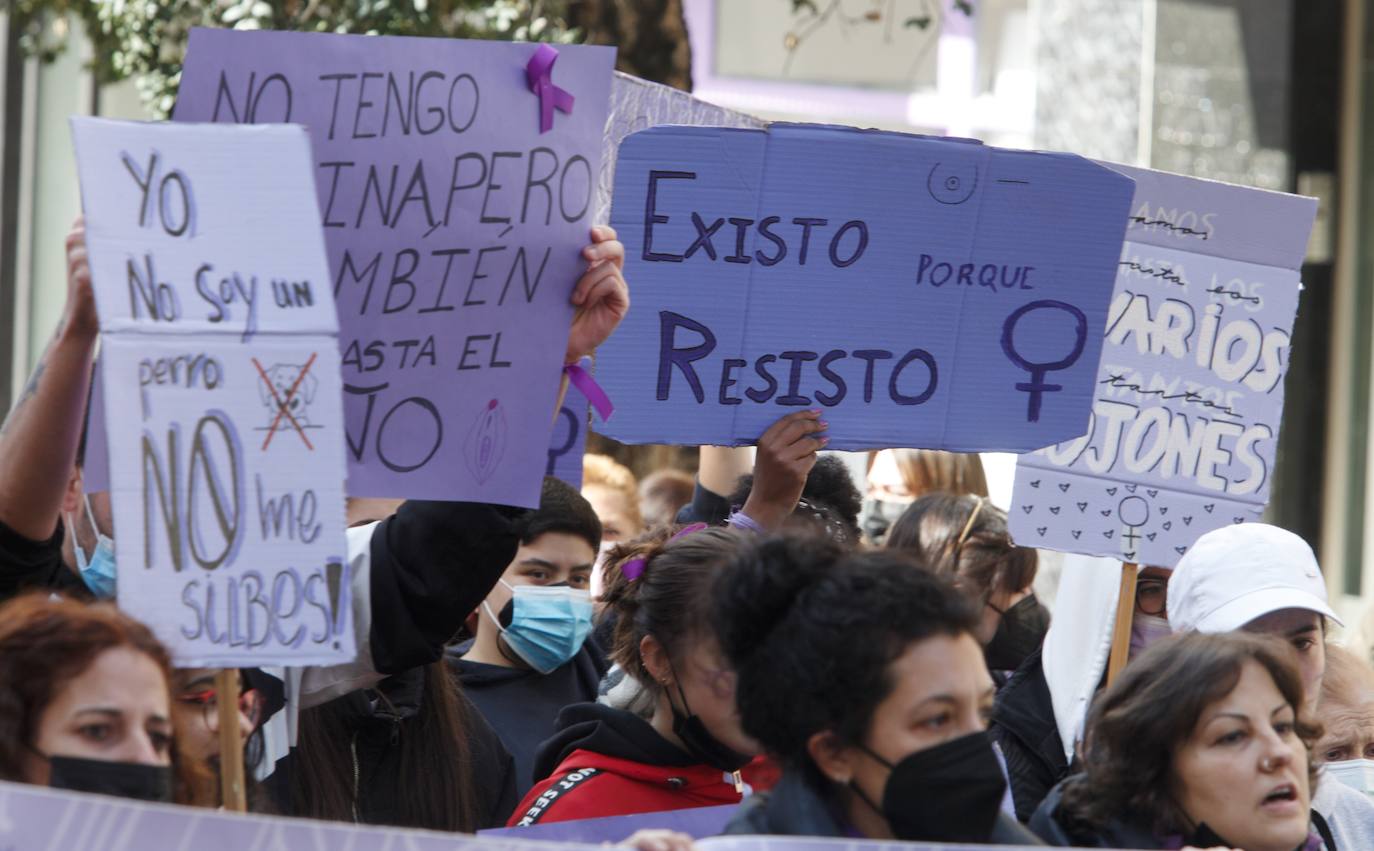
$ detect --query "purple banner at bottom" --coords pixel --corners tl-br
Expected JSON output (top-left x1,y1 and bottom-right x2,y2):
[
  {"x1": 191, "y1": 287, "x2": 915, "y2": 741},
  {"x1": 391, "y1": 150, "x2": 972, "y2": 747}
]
[
  {"x1": 0, "y1": 780, "x2": 1047, "y2": 850},
  {"x1": 482, "y1": 804, "x2": 737, "y2": 842}
]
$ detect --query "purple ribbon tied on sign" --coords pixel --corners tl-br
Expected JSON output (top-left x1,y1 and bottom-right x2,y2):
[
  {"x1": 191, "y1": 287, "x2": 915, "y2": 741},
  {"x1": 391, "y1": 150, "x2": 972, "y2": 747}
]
[
  {"x1": 526, "y1": 43, "x2": 575, "y2": 133},
  {"x1": 564, "y1": 362, "x2": 614, "y2": 422}
]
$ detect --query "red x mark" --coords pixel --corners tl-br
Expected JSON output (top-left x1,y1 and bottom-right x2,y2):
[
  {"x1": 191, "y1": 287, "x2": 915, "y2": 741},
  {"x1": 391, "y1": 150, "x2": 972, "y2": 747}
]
[{"x1": 252, "y1": 354, "x2": 317, "y2": 451}]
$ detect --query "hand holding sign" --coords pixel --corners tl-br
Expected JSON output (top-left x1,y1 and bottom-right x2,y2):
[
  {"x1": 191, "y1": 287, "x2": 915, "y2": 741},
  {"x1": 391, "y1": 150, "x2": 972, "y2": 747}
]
[
  {"x1": 568, "y1": 225, "x2": 630, "y2": 364},
  {"x1": 743, "y1": 411, "x2": 828, "y2": 531}
]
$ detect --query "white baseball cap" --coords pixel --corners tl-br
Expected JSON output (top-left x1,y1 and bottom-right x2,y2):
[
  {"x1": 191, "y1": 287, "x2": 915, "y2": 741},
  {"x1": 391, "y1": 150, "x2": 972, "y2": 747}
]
[{"x1": 1168, "y1": 523, "x2": 1342, "y2": 634}]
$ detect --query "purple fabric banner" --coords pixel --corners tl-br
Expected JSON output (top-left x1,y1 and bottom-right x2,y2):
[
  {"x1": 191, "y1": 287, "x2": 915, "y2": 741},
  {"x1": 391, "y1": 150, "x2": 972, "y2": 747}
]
[
  {"x1": 1010, "y1": 163, "x2": 1317, "y2": 566},
  {"x1": 174, "y1": 28, "x2": 615, "y2": 507},
  {"x1": 0, "y1": 781, "x2": 1048, "y2": 850},
  {"x1": 482, "y1": 804, "x2": 737, "y2": 842}
]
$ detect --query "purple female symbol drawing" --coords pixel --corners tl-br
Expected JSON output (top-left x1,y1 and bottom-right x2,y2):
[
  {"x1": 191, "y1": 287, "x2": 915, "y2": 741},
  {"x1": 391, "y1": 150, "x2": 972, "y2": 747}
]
[{"x1": 465, "y1": 399, "x2": 509, "y2": 484}]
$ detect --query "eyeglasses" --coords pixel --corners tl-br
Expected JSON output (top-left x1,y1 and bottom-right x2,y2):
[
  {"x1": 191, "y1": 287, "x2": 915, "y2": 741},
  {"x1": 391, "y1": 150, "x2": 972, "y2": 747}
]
[
  {"x1": 178, "y1": 686, "x2": 265, "y2": 732},
  {"x1": 1136, "y1": 578, "x2": 1168, "y2": 616}
]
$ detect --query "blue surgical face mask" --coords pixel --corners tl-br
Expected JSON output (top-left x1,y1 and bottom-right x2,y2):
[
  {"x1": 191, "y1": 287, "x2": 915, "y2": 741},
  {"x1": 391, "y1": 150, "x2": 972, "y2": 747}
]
[
  {"x1": 68, "y1": 496, "x2": 116, "y2": 600},
  {"x1": 483, "y1": 579, "x2": 593, "y2": 674}
]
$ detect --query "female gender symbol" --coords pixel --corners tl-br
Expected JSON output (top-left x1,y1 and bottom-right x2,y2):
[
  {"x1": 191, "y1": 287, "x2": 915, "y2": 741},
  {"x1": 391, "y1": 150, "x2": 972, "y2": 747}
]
[{"x1": 1000, "y1": 299, "x2": 1089, "y2": 422}]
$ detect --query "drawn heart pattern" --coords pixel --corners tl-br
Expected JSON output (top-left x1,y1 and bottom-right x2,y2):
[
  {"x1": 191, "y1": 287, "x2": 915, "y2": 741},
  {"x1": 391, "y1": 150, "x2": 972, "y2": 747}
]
[{"x1": 1012, "y1": 473, "x2": 1240, "y2": 565}]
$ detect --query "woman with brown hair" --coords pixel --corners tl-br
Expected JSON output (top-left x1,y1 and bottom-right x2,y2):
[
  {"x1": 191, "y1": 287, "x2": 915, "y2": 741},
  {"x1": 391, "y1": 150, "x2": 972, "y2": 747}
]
[
  {"x1": 1033, "y1": 631, "x2": 1336, "y2": 849},
  {"x1": 0, "y1": 592, "x2": 190, "y2": 802},
  {"x1": 864, "y1": 449, "x2": 988, "y2": 543},
  {"x1": 886, "y1": 493, "x2": 1045, "y2": 675},
  {"x1": 511, "y1": 525, "x2": 768, "y2": 826}
]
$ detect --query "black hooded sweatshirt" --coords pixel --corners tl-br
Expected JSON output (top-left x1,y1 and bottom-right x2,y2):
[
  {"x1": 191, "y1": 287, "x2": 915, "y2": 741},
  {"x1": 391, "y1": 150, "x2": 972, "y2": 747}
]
[{"x1": 446, "y1": 637, "x2": 608, "y2": 796}]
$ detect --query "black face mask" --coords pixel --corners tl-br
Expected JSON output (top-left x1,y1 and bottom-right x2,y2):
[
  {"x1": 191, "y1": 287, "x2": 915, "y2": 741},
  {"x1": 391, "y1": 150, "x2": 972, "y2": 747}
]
[
  {"x1": 47, "y1": 754, "x2": 173, "y2": 803},
  {"x1": 854, "y1": 731, "x2": 1006, "y2": 843},
  {"x1": 984, "y1": 593, "x2": 1050, "y2": 673},
  {"x1": 861, "y1": 498, "x2": 905, "y2": 545},
  {"x1": 667, "y1": 671, "x2": 752, "y2": 773}
]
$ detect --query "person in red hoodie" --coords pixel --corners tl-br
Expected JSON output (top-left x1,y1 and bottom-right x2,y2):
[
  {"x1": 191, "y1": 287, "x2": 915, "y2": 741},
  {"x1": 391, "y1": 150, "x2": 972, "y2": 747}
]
[{"x1": 509, "y1": 524, "x2": 773, "y2": 825}]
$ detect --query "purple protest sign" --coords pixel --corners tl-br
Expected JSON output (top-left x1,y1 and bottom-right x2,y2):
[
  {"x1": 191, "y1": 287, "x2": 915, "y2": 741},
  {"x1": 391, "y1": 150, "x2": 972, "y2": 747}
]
[
  {"x1": 173, "y1": 29, "x2": 615, "y2": 506},
  {"x1": 1010, "y1": 164, "x2": 1317, "y2": 566},
  {"x1": 596, "y1": 124, "x2": 1135, "y2": 452},
  {"x1": 548, "y1": 358, "x2": 592, "y2": 488}
]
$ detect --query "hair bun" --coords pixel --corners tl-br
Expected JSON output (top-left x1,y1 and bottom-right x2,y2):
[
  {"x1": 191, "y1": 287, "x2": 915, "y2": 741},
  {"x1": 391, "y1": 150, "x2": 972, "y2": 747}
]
[{"x1": 712, "y1": 535, "x2": 843, "y2": 667}]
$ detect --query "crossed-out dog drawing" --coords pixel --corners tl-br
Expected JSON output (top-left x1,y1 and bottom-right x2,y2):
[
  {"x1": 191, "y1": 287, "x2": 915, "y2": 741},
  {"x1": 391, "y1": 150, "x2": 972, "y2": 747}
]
[{"x1": 258, "y1": 363, "x2": 318, "y2": 430}]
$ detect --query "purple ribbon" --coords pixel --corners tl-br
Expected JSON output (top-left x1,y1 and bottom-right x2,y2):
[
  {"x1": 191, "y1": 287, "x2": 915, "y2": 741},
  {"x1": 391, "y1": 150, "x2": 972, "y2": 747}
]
[
  {"x1": 526, "y1": 43, "x2": 575, "y2": 133},
  {"x1": 564, "y1": 362, "x2": 613, "y2": 422},
  {"x1": 621, "y1": 523, "x2": 708, "y2": 582}
]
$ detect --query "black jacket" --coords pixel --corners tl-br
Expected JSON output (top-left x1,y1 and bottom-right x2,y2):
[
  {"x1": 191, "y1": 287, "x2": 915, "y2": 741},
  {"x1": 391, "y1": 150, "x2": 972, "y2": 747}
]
[
  {"x1": 0, "y1": 500, "x2": 526, "y2": 675},
  {"x1": 1030, "y1": 777, "x2": 1337, "y2": 850},
  {"x1": 725, "y1": 767, "x2": 1044, "y2": 845},
  {"x1": 0, "y1": 518, "x2": 86, "y2": 601},
  {"x1": 327, "y1": 666, "x2": 517, "y2": 830},
  {"x1": 990, "y1": 646, "x2": 1072, "y2": 822},
  {"x1": 367, "y1": 500, "x2": 529, "y2": 674},
  {"x1": 1029, "y1": 781, "x2": 1163, "y2": 848},
  {"x1": 447, "y1": 638, "x2": 608, "y2": 796}
]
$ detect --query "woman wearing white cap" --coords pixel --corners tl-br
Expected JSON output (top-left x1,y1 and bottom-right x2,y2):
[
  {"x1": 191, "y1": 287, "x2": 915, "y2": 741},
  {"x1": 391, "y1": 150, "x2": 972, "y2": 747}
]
[{"x1": 1168, "y1": 524, "x2": 1374, "y2": 851}]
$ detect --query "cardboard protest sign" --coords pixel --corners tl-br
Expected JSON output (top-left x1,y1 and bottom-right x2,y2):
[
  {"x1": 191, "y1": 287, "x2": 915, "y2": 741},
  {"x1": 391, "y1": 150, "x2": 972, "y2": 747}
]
[
  {"x1": 594, "y1": 72, "x2": 767, "y2": 224},
  {"x1": 547, "y1": 358, "x2": 591, "y2": 488},
  {"x1": 174, "y1": 28, "x2": 615, "y2": 507},
  {"x1": 71, "y1": 117, "x2": 354, "y2": 667},
  {"x1": 595, "y1": 124, "x2": 1136, "y2": 451},
  {"x1": 1010, "y1": 164, "x2": 1317, "y2": 566},
  {"x1": 0, "y1": 779, "x2": 1040, "y2": 850}
]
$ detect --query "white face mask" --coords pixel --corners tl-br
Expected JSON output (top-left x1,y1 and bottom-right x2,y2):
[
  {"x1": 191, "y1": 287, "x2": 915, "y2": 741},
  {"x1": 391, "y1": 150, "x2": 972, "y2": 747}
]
[
  {"x1": 591, "y1": 540, "x2": 617, "y2": 600},
  {"x1": 1128, "y1": 613, "x2": 1171, "y2": 659},
  {"x1": 1325, "y1": 759, "x2": 1374, "y2": 797}
]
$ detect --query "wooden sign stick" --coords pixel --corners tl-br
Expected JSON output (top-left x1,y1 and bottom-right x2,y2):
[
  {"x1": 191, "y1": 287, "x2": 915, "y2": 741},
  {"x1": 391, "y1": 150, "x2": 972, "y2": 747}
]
[
  {"x1": 1105, "y1": 563, "x2": 1139, "y2": 686},
  {"x1": 215, "y1": 669, "x2": 248, "y2": 812}
]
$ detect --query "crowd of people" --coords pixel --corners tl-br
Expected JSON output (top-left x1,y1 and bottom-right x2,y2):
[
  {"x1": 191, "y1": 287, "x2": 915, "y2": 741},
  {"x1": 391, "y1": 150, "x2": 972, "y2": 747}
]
[{"x1": 2, "y1": 218, "x2": 1373, "y2": 851}]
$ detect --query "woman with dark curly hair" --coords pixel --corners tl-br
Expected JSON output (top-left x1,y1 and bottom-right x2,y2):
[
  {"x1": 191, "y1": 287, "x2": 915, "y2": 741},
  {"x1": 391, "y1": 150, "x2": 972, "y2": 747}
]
[
  {"x1": 1032, "y1": 630, "x2": 1335, "y2": 850},
  {"x1": 714, "y1": 535, "x2": 1040, "y2": 844}
]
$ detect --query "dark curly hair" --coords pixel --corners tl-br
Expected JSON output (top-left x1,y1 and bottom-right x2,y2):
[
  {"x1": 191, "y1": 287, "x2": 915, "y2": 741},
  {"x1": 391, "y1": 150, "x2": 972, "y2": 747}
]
[
  {"x1": 1057, "y1": 631, "x2": 1322, "y2": 839},
  {"x1": 728, "y1": 456, "x2": 863, "y2": 546},
  {"x1": 600, "y1": 525, "x2": 747, "y2": 694},
  {"x1": 712, "y1": 535, "x2": 979, "y2": 768},
  {"x1": 885, "y1": 493, "x2": 1037, "y2": 599}
]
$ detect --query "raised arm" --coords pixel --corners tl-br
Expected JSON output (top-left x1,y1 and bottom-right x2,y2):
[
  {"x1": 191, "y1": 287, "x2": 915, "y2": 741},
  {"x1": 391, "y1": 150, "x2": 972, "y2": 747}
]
[
  {"x1": 367, "y1": 224, "x2": 630, "y2": 674},
  {"x1": 0, "y1": 219, "x2": 98, "y2": 541}
]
